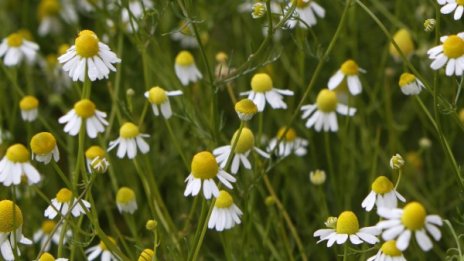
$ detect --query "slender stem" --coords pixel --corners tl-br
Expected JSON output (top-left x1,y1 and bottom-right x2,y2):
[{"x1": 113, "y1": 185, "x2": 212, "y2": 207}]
[
  {"x1": 343, "y1": 243, "x2": 348, "y2": 261},
  {"x1": 444, "y1": 220, "x2": 463, "y2": 260},
  {"x1": 52, "y1": 161, "x2": 72, "y2": 188},
  {"x1": 57, "y1": 220, "x2": 68, "y2": 257},
  {"x1": 165, "y1": 118, "x2": 189, "y2": 168}
]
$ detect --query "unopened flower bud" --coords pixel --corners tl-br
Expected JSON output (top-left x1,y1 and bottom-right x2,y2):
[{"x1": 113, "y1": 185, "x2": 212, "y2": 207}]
[{"x1": 390, "y1": 153, "x2": 405, "y2": 170}]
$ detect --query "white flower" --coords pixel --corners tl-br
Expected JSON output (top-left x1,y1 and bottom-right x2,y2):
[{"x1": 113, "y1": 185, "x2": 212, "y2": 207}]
[
  {"x1": 116, "y1": 187, "x2": 137, "y2": 214},
  {"x1": 367, "y1": 240, "x2": 406, "y2": 261},
  {"x1": 240, "y1": 73, "x2": 294, "y2": 112},
  {"x1": 44, "y1": 188, "x2": 91, "y2": 219},
  {"x1": 85, "y1": 146, "x2": 110, "y2": 174},
  {"x1": 439, "y1": 0, "x2": 464, "y2": 20},
  {"x1": 171, "y1": 21, "x2": 198, "y2": 48},
  {"x1": 285, "y1": 0, "x2": 325, "y2": 29},
  {"x1": 121, "y1": 0, "x2": 154, "y2": 33},
  {"x1": 33, "y1": 220, "x2": 71, "y2": 252},
  {"x1": 376, "y1": 202, "x2": 443, "y2": 252},
  {"x1": 108, "y1": 122, "x2": 150, "y2": 159},
  {"x1": 37, "y1": 0, "x2": 78, "y2": 36},
  {"x1": 301, "y1": 89, "x2": 356, "y2": 132},
  {"x1": 398, "y1": 72, "x2": 424, "y2": 95},
  {"x1": 19, "y1": 96, "x2": 39, "y2": 122},
  {"x1": 361, "y1": 176, "x2": 406, "y2": 212},
  {"x1": 234, "y1": 99, "x2": 258, "y2": 121},
  {"x1": 58, "y1": 99, "x2": 108, "y2": 139},
  {"x1": 184, "y1": 151, "x2": 236, "y2": 199},
  {"x1": 208, "y1": 190, "x2": 243, "y2": 231},
  {"x1": 30, "y1": 132, "x2": 60, "y2": 165},
  {"x1": 0, "y1": 144, "x2": 41, "y2": 186},
  {"x1": 0, "y1": 32, "x2": 39, "y2": 66},
  {"x1": 58, "y1": 29, "x2": 121, "y2": 82},
  {"x1": 85, "y1": 237, "x2": 118, "y2": 261},
  {"x1": 267, "y1": 127, "x2": 308, "y2": 157},
  {"x1": 144, "y1": 86, "x2": 183, "y2": 119},
  {"x1": 328, "y1": 59, "x2": 365, "y2": 96},
  {"x1": 174, "y1": 50, "x2": 202, "y2": 86},
  {"x1": 427, "y1": 33, "x2": 464, "y2": 76}
]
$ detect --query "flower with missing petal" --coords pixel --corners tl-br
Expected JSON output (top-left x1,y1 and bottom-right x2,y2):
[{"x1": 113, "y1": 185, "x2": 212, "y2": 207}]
[
  {"x1": 144, "y1": 86, "x2": 183, "y2": 119},
  {"x1": 328, "y1": 60, "x2": 365, "y2": 96},
  {"x1": 285, "y1": 0, "x2": 325, "y2": 29},
  {"x1": 267, "y1": 127, "x2": 308, "y2": 157},
  {"x1": 33, "y1": 220, "x2": 71, "y2": 252},
  {"x1": 44, "y1": 188, "x2": 91, "y2": 219},
  {"x1": 85, "y1": 237, "x2": 118, "y2": 261}
]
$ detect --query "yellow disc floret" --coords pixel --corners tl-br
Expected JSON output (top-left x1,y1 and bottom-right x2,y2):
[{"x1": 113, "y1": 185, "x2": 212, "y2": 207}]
[
  {"x1": 119, "y1": 123, "x2": 140, "y2": 138},
  {"x1": 371, "y1": 176, "x2": 394, "y2": 194},
  {"x1": 215, "y1": 190, "x2": 234, "y2": 208},
  {"x1": 251, "y1": 73, "x2": 273, "y2": 93},
  {"x1": 401, "y1": 201, "x2": 426, "y2": 230},
  {"x1": 340, "y1": 60, "x2": 359, "y2": 75},
  {"x1": 138, "y1": 249, "x2": 154, "y2": 261},
  {"x1": 85, "y1": 145, "x2": 105, "y2": 159},
  {"x1": 75, "y1": 30, "x2": 99, "y2": 58},
  {"x1": 399, "y1": 73, "x2": 416, "y2": 88},
  {"x1": 0, "y1": 200, "x2": 23, "y2": 233},
  {"x1": 58, "y1": 44, "x2": 70, "y2": 56},
  {"x1": 31, "y1": 132, "x2": 56, "y2": 155},
  {"x1": 381, "y1": 240, "x2": 402, "y2": 257},
  {"x1": 38, "y1": 0, "x2": 60, "y2": 19},
  {"x1": 6, "y1": 144, "x2": 30, "y2": 163},
  {"x1": 147, "y1": 87, "x2": 167, "y2": 105},
  {"x1": 99, "y1": 237, "x2": 116, "y2": 251},
  {"x1": 191, "y1": 151, "x2": 218, "y2": 179},
  {"x1": 175, "y1": 51, "x2": 194, "y2": 66},
  {"x1": 316, "y1": 89, "x2": 337, "y2": 112},
  {"x1": 56, "y1": 188, "x2": 73, "y2": 203},
  {"x1": 74, "y1": 99, "x2": 96, "y2": 118},
  {"x1": 335, "y1": 211, "x2": 359, "y2": 234},
  {"x1": 41, "y1": 220, "x2": 56, "y2": 234},
  {"x1": 116, "y1": 187, "x2": 136, "y2": 204},
  {"x1": 277, "y1": 127, "x2": 297, "y2": 141},
  {"x1": 443, "y1": 35, "x2": 464, "y2": 59},
  {"x1": 235, "y1": 99, "x2": 257, "y2": 115},
  {"x1": 458, "y1": 0, "x2": 464, "y2": 5},
  {"x1": 19, "y1": 96, "x2": 39, "y2": 111},
  {"x1": 7, "y1": 33, "x2": 23, "y2": 47},
  {"x1": 389, "y1": 29, "x2": 415, "y2": 59},
  {"x1": 39, "y1": 252, "x2": 56, "y2": 261},
  {"x1": 293, "y1": 0, "x2": 309, "y2": 8},
  {"x1": 231, "y1": 128, "x2": 255, "y2": 153}
]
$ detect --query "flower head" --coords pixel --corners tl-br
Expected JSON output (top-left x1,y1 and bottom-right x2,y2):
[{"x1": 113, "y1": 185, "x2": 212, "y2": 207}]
[
  {"x1": 251, "y1": 2, "x2": 267, "y2": 19},
  {"x1": 309, "y1": 169, "x2": 326, "y2": 185},
  {"x1": 208, "y1": 190, "x2": 243, "y2": 231},
  {"x1": 0, "y1": 144, "x2": 41, "y2": 186},
  {"x1": 44, "y1": 188, "x2": 91, "y2": 219},
  {"x1": 361, "y1": 176, "x2": 406, "y2": 212},
  {"x1": 108, "y1": 122, "x2": 150, "y2": 159},
  {"x1": 398, "y1": 72, "x2": 424, "y2": 95},
  {"x1": 85, "y1": 145, "x2": 109, "y2": 174},
  {"x1": 0, "y1": 200, "x2": 32, "y2": 261},
  {"x1": 34, "y1": 220, "x2": 71, "y2": 251},
  {"x1": 31, "y1": 132, "x2": 60, "y2": 164},
  {"x1": 138, "y1": 249, "x2": 154, "y2": 261},
  {"x1": 38, "y1": 252, "x2": 69, "y2": 261},
  {"x1": 235, "y1": 99, "x2": 258, "y2": 121},
  {"x1": 285, "y1": 0, "x2": 325, "y2": 29},
  {"x1": 171, "y1": 21, "x2": 199, "y2": 48},
  {"x1": 267, "y1": 127, "x2": 308, "y2": 157},
  {"x1": 175, "y1": 50, "x2": 202, "y2": 86},
  {"x1": 390, "y1": 154, "x2": 405, "y2": 170},
  {"x1": 389, "y1": 29, "x2": 415, "y2": 61},
  {"x1": 427, "y1": 33, "x2": 464, "y2": 76},
  {"x1": 59, "y1": 99, "x2": 108, "y2": 138},
  {"x1": 19, "y1": 95, "x2": 39, "y2": 122},
  {"x1": 144, "y1": 86, "x2": 183, "y2": 119},
  {"x1": 367, "y1": 240, "x2": 406, "y2": 261},
  {"x1": 37, "y1": 0, "x2": 78, "y2": 36},
  {"x1": 116, "y1": 187, "x2": 137, "y2": 214},
  {"x1": 0, "y1": 32, "x2": 39, "y2": 66},
  {"x1": 328, "y1": 60, "x2": 365, "y2": 95},
  {"x1": 439, "y1": 0, "x2": 464, "y2": 20},
  {"x1": 86, "y1": 237, "x2": 118, "y2": 261}
]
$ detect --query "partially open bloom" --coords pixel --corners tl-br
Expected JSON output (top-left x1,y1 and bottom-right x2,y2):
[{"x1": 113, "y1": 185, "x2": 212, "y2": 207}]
[
  {"x1": 85, "y1": 146, "x2": 109, "y2": 174},
  {"x1": 171, "y1": 21, "x2": 198, "y2": 48},
  {"x1": 0, "y1": 144, "x2": 41, "y2": 186},
  {"x1": 390, "y1": 154, "x2": 405, "y2": 170},
  {"x1": 34, "y1": 220, "x2": 71, "y2": 251},
  {"x1": 240, "y1": 73, "x2": 294, "y2": 112},
  {"x1": 427, "y1": 33, "x2": 464, "y2": 76},
  {"x1": 267, "y1": 127, "x2": 308, "y2": 157},
  {"x1": 377, "y1": 202, "x2": 443, "y2": 251},
  {"x1": 121, "y1": 0, "x2": 154, "y2": 32},
  {"x1": 86, "y1": 237, "x2": 118, "y2": 261},
  {"x1": 309, "y1": 169, "x2": 326, "y2": 185},
  {"x1": 39, "y1": 252, "x2": 69, "y2": 261},
  {"x1": 30, "y1": 132, "x2": 60, "y2": 164},
  {"x1": 213, "y1": 127, "x2": 269, "y2": 174},
  {"x1": 367, "y1": 240, "x2": 406, "y2": 261},
  {"x1": 314, "y1": 211, "x2": 380, "y2": 247},
  {"x1": 175, "y1": 50, "x2": 202, "y2": 86},
  {"x1": 144, "y1": 86, "x2": 183, "y2": 119},
  {"x1": 108, "y1": 122, "x2": 150, "y2": 159},
  {"x1": 439, "y1": 0, "x2": 464, "y2": 20},
  {"x1": 184, "y1": 151, "x2": 236, "y2": 199},
  {"x1": 19, "y1": 95, "x2": 39, "y2": 122},
  {"x1": 44, "y1": 188, "x2": 91, "y2": 219},
  {"x1": 398, "y1": 72, "x2": 424, "y2": 95},
  {"x1": 58, "y1": 99, "x2": 108, "y2": 138},
  {"x1": 389, "y1": 29, "x2": 415, "y2": 61},
  {"x1": 328, "y1": 60, "x2": 365, "y2": 96},
  {"x1": 301, "y1": 89, "x2": 356, "y2": 132},
  {"x1": 235, "y1": 99, "x2": 258, "y2": 121},
  {"x1": 361, "y1": 176, "x2": 406, "y2": 212},
  {"x1": 58, "y1": 29, "x2": 121, "y2": 81},
  {"x1": 37, "y1": 0, "x2": 78, "y2": 36},
  {"x1": 208, "y1": 190, "x2": 243, "y2": 231},
  {"x1": 0, "y1": 200, "x2": 32, "y2": 261},
  {"x1": 285, "y1": 0, "x2": 325, "y2": 29},
  {"x1": 138, "y1": 249, "x2": 154, "y2": 261},
  {"x1": 0, "y1": 32, "x2": 39, "y2": 66},
  {"x1": 116, "y1": 187, "x2": 137, "y2": 214}
]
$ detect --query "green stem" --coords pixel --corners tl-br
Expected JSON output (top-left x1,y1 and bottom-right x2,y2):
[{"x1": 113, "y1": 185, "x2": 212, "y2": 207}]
[
  {"x1": 57, "y1": 220, "x2": 68, "y2": 257},
  {"x1": 444, "y1": 220, "x2": 463, "y2": 260},
  {"x1": 343, "y1": 243, "x2": 348, "y2": 261},
  {"x1": 164, "y1": 118, "x2": 189, "y2": 168}
]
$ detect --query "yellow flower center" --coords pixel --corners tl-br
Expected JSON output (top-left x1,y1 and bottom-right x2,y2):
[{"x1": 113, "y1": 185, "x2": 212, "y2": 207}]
[
  {"x1": 58, "y1": 44, "x2": 70, "y2": 56},
  {"x1": 75, "y1": 30, "x2": 99, "y2": 58},
  {"x1": 147, "y1": 87, "x2": 167, "y2": 105},
  {"x1": 85, "y1": 146, "x2": 105, "y2": 159},
  {"x1": 7, "y1": 33, "x2": 23, "y2": 47},
  {"x1": 119, "y1": 122, "x2": 140, "y2": 138},
  {"x1": 38, "y1": 0, "x2": 61, "y2": 19},
  {"x1": 6, "y1": 144, "x2": 30, "y2": 163},
  {"x1": 116, "y1": 187, "x2": 135, "y2": 204},
  {"x1": 138, "y1": 249, "x2": 154, "y2": 261},
  {"x1": 231, "y1": 127, "x2": 255, "y2": 153},
  {"x1": 389, "y1": 29, "x2": 415, "y2": 58},
  {"x1": 293, "y1": 0, "x2": 309, "y2": 8},
  {"x1": 175, "y1": 51, "x2": 194, "y2": 66},
  {"x1": 443, "y1": 35, "x2": 464, "y2": 59},
  {"x1": 74, "y1": 99, "x2": 96, "y2": 118},
  {"x1": 19, "y1": 96, "x2": 39, "y2": 110},
  {"x1": 30, "y1": 132, "x2": 56, "y2": 155},
  {"x1": 276, "y1": 127, "x2": 297, "y2": 141},
  {"x1": 191, "y1": 151, "x2": 218, "y2": 179},
  {"x1": 41, "y1": 220, "x2": 56, "y2": 234},
  {"x1": 371, "y1": 176, "x2": 394, "y2": 194},
  {"x1": 316, "y1": 89, "x2": 338, "y2": 113},
  {"x1": 46, "y1": 54, "x2": 57, "y2": 67},
  {"x1": 340, "y1": 60, "x2": 359, "y2": 75},
  {"x1": 215, "y1": 190, "x2": 234, "y2": 208},
  {"x1": 98, "y1": 237, "x2": 116, "y2": 251},
  {"x1": 179, "y1": 21, "x2": 193, "y2": 36},
  {"x1": 39, "y1": 252, "x2": 56, "y2": 261},
  {"x1": 0, "y1": 200, "x2": 23, "y2": 233},
  {"x1": 335, "y1": 211, "x2": 359, "y2": 234},
  {"x1": 56, "y1": 188, "x2": 73, "y2": 203},
  {"x1": 398, "y1": 73, "x2": 416, "y2": 87},
  {"x1": 401, "y1": 202, "x2": 426, "y2": 231},
  {"x1": 216, "y1": 52, "x2": 228, "y2": 63},
  {"x1": 381, "y1": 240, "x2": 402, "y2": 257},
  {"x1": 235, "y1": 99, "x2": 257, "y2": 115},
  {"x1": 251, "y1": 73, "x2": 273, "y2": 93},
  {"x1": 458, "y1": 0, "x2": 464, "y2": 5}
]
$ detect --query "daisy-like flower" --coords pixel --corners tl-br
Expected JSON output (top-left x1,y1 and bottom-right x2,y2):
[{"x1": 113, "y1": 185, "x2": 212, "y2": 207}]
[
  {"x1": 427, "y1": 33, "x2": 464, "y2": 76},
  {"x1": 19, "y1": 95, "x2": 39, "y2": 122},
  {"x1": 313, "y1": 211, "x2": 380, "y2": 247},
  {"x1": 30, "y1": 132, "x2": 60, "y2": 164},
  {"x1": 171, "y1": 21, "x2": 199, "y2": 48},
  {"x1": 0, "y1": 144, "x2": 41, "y2": 186},
  {"x1": 301, "y1": 89, "x2": 356, "y2": 132},
  {"x1": 58, "y1": 99, "x2": 108, "y2": 138},
  {"x1": 389, "y1": 29, "x2": 415, "y2": 61},
  {"x1": 285, "y1": 0, "x2": 325, "y2": 29},
  {"x1": 85, "y1": 146, "x2": 110, "y2": 174},
  {"x1": 367, "y1": 240, "x2": 406, "y2": 261},
  {"x1": 58, "y1": 29, "x2": 121, "y2": 82},
  {"x1": 267, "y1": 127, "x2": 308, "y2": 157},
  {"x1": 34, "y1": 220, "x2": 71, "y2": 251},
  {"x1": 41, "y1": 45, "x2": 73, "y2": 92},
  {"x1": 108, "y1": 122, "x2": 150, "y2": 159},
  {"x1": 208, "y1": 190, "x2": 243, "y2": 231},
  {"x1": 37, "y1": 0, "x2": 78, "y2": 36},
  {"x1": 144, "y1": 86, "x2": 183, "y2": 119},
  {"x1": 234, "y1": 99, "x2": 258, "y2": 121},
  {"x1": 174, "y1": 50, "x2": 202, "y2": 86},
  {"x1": 398, "y1": 72, "x2": 425, "y2": 95},
  {"x1": 440, "y1": 0, "x2": 464, "y2": 20},
  {"x1": 184, "y1": 151, "x2": 236, "y2": 199},
  {"x1": 39, "y1": 252, "x2": 69, "y2": 261},
  {"x1": 361, "y1": 176, "x2": 406, "y2": 212},
  {"x1": 0, "y1": 200, "x2": 32, "y2": 261},
  {"x1": 240, "y1": 73, "x2": 294, "y2": 112},
  {"x1": 328, "y1": 60, "x2": 365, "y2": 96},
  {"x1": 0, "y1": 32, "x2": 39, "y2": 66},
  {"x1": 138, "y1": 249, "x2": 154, "y2": 261},
  {"x1": 377, "y1": 201, "x2": 443, "y2": 251},
  {"x1": 86, "y1": 237, "x2": 118, "y2": 261},
  {"x1": 213, "y1": 127, "x2": 269, "y2": 174},
  {"x1": 44, "y1": 188, "x2": 91, "y2": 219},
  {"x1": 116, "y1": 187, "x2": 137, "y2": 214}
]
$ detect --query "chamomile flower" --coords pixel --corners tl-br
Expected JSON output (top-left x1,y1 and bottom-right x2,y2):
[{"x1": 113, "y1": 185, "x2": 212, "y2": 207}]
[
  {"x1": 301, "y1": 89, "x2": 356, "y2": 132},
  {"x1": 240, "y1": 73, "x2": 294, "y2": 112},
  {"x1": 107, "y1": 122, "x2": 150, "y2": 159},
  {"x1": 33, "y1": 220, "x2": 71, "y2": 251},
  {"x1": 138, "y1": 249, "x2": 154, "y2": 261},
  {"x1": 39, "y1": 252, "x2": 69, "y2": 261},
  {"x1": 116, "y1": 187, "x2": 137, "y2": 214},
  {"x1": 184, "y1": 151, "x2": 236, "y2": 199},
  {"x1": 314, "y1": 211, "x2": 380, "y2": 247},
  {"x1": 144, "y1": 86, "x2": 183, "y2": 119},
  {"x1": 0, "y1": 200, "x2": 32, "y2": 261},
  {"x1": 0, "y1": 144, "x2": 41, "y2": 186},
  {"x1": 171, "y1": 21, "x2": 198, "y2": 48},
  {"x1": 30, "y1": 132, "x2": 60, "y2": 164},
  {"x1": 235, "y1": 99, "x2": 258, "y2": 121},
  {"x1": 37, "y1": 0, "x2": 78, "y2": 36},
  {"x1": 328, "y1": 60, "x2": 365, "y2": 96},
  {"x1": 85, "y1": 146, "x2": 109, "y2": 174},
  {"x1": 440, "y1": 0, "x2": 464, "y2": 20},
  {"x1": 121, "y1": 0, "x2": 154, "y2": 33},
  {"x1": 58, "y1": 29, "x2": 121, "y2": 82},
  {"x1": 377, "y1": 202, "x2": 443, "y2": 251},
  {"x1": 208, "y1": 190, "x2": 243, "y2": 231},
  {"x1": 44, "y1": 188, "x2": 91, "y2": 219},
  {"x1": 267, "y1": 127, "x2": 308, "y2": 157},
  {"x1": 213, "y1": 127, "x2": 269, "y2": 174},
  {"x1": 367, "y1": 240, "x2": 406, "y2": 261},
  {"x1": 398, "y1": 72, "x2": 425, "y2": 95},
  {"x1": 309, "y1": 169, "x2": 326, "y2": 185},
  {"x1": 58, "y1": 99, "x2": 108, "y2": 138},
  {"x1": 0, "y1": 32, "x2": 39, "y2": 66},
  {"x1": 174, "y1": 50, "x2": 203, "y2": 86},
  {"x1": 427, "y1": 33, "x2": 464, "y2": 76},
  {"x1": 19, "y1": 95, "x2": 39, "y2": 122},
  {"x1": 361, "y1": 176, "x2": 406, "y2": 212},
  {"x1": 285, "y1": 0, "x2": 325, "y2": 29},
  {"x1": 389, "y1": 29, "x2": 415, "y2": 61},
  {"x1": 86, "y1": 237, "x2": 118, "y2": 261}
]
